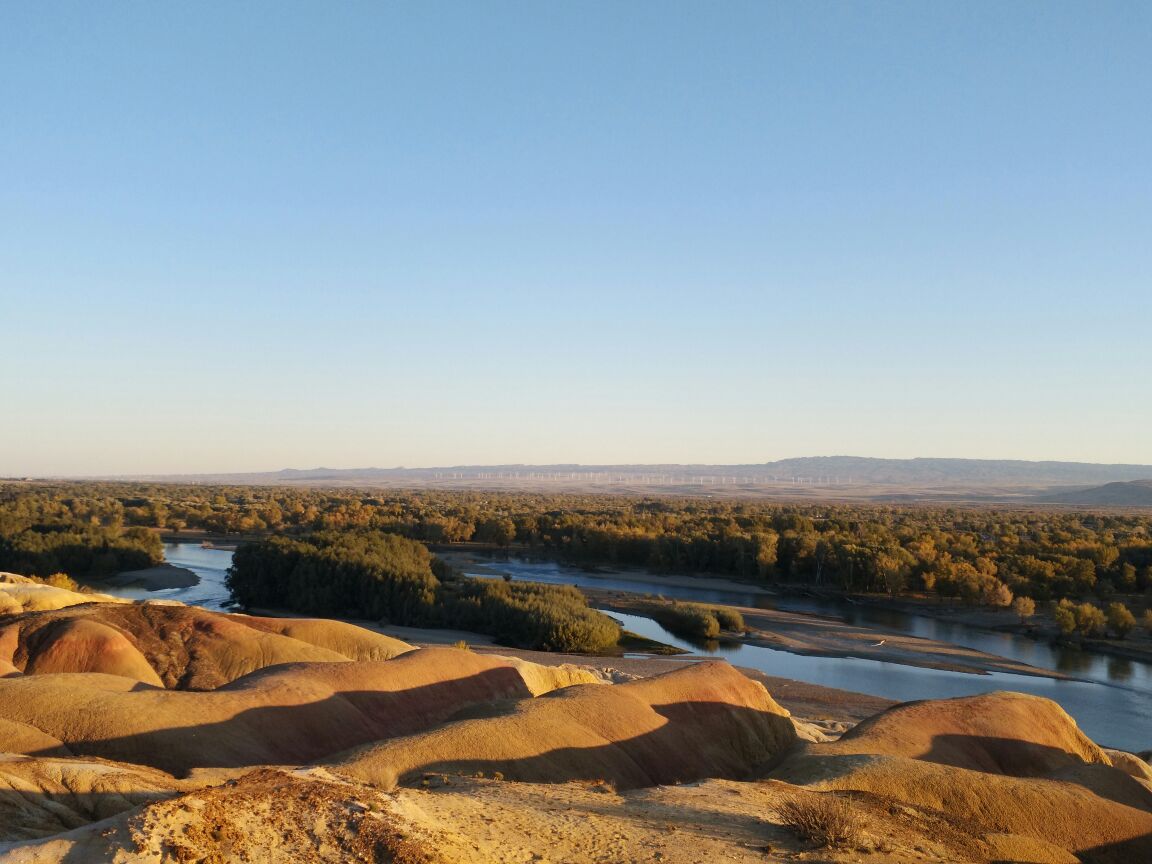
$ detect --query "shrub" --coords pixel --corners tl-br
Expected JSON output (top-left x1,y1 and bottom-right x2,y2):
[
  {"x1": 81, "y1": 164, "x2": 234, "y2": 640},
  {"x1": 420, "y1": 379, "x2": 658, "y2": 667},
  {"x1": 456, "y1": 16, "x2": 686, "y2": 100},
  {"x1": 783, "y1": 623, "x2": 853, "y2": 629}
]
[
  {"x1": 1053, "y1": 600, "x2": 1076, "y2": 637},
  {"x1": 777, "y1": 794, "x2": 862, "y2": 848},
  {"x1": 645, "y1": 602, "x2": 720, "y2": 640},
  {"x1": 42, "y1": 572, "x2": 82, "y2": 592},
  {"x1": 712, "y1": 606, "x2": 746, "y2": 632},
  {"x1": 983, "y1": 580, "x2": 1013, "y2": 607},
  {"x1": 441, "y1": 578, "x2": 619, "y2": 653},
  {"x1": 641, "y1": 601, "x2": 744, "y2": 640}
]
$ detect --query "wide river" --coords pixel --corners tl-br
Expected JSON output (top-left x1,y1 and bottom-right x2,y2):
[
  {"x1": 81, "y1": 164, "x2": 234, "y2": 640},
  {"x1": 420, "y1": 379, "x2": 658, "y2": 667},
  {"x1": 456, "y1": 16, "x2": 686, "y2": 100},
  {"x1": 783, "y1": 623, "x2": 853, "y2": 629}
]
[{"x1": 106, "y1": 544, "x2": 1152, "y2": 752}]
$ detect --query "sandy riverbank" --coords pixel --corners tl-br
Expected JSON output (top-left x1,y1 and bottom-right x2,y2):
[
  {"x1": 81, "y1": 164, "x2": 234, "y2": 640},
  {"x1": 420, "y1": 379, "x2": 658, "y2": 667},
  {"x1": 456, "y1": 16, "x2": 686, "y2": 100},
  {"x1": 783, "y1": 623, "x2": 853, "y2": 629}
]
[
  {"x1": 99, "y1": 564, "x2": 200, "y2": 590},
  {"x1": 439, "y1": 552, "x2": 1118, "y2": 680},
  {"x1": 589, "y1": 590, "x2": 1077, "y2": 680},
  {"x1": 851, "y1": 593, "x2": 1152, "y2": 667}
]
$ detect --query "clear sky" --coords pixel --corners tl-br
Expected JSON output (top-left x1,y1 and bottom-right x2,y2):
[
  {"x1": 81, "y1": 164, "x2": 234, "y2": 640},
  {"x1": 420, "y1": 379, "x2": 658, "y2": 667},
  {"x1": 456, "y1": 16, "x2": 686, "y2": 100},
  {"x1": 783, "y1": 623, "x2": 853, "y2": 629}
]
[{"x1": 2, "y1": 2, "x2": 1150, "y2": 475}]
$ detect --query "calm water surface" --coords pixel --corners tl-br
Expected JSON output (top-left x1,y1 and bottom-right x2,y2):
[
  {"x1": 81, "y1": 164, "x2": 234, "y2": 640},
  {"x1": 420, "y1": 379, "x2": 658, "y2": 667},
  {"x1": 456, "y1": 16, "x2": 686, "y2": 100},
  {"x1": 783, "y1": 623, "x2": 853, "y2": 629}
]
[
  {"x1": 100, "y1": 543, "x2": 235, "y2": 612},
  {"x1": 103, "y1": 545, "x2": 1152, "y2": 751},
  {"x1": 459, "y1": 555, "x2": 1152, "y2": 751}
]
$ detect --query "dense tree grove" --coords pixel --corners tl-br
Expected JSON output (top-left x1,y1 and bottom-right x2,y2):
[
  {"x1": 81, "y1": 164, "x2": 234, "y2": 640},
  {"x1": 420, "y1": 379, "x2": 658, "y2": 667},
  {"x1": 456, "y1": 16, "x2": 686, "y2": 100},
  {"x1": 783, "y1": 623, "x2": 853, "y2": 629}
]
[
  {"x1": 0, "y1": 486, "x2": 162, "y2": 578},
  {"x1": 226, "y1": 531, "x2": 619, "y2": 653},
  {"x1": 4, "y1": 482, "x2": 1152, "y2": 613},
  {"x1": 227, "y1": 532, "x2": 439, "y2": 622}
]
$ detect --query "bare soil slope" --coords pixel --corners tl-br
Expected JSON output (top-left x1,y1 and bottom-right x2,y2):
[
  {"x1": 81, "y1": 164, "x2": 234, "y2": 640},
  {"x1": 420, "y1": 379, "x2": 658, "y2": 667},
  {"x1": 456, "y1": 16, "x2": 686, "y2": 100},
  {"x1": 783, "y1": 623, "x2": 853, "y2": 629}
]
[
  {"x1": 0, "y1": 648, "x2": 600, "y2": 775},
  {"x1": 0, "y1": 594, "x2": 1148, "y2": 864},
  {"x1": 333, "y1": 660, "x2": 798, "y2": 790},
  {"x1": 771, "y1": 691, "x2": 1152, "y2": 863},
  {"x1": 0, "y1": 602, "x2": 412, "y2": 689}
]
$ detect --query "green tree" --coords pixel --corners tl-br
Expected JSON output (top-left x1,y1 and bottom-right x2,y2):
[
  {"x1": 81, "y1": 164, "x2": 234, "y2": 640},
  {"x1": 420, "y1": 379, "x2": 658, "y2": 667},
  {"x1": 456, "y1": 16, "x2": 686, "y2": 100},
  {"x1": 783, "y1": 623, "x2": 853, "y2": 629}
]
[
  {"x1": 875, "y1": 548, "x2": 914, "y2": 596},
  {"x1": 983, "y1": 580, "x2": 1013, "y2": 608},
  {"x1": 1053, "y1": 602, "x2": 1076, "y2": 637},
  {"x1": 1011, "y1": 595, "x2": 1036, "y2": 624},
  {"x1": 1107, "y1": 602, "x2": 1136, "y2": 639},
  {"x1": 1074, "y1": 602, "x2": 1106, "y2": 638},
  {"x1": 474, "y1": 517, "x2": 516, "y2": 546}
]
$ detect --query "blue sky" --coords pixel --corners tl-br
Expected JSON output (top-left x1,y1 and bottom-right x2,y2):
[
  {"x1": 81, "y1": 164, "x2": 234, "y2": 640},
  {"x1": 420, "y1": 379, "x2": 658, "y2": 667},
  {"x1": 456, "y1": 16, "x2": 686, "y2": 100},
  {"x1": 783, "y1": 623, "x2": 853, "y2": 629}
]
[{"x1": 2, "y1": 2, "x2": 1150, "y2": 474}]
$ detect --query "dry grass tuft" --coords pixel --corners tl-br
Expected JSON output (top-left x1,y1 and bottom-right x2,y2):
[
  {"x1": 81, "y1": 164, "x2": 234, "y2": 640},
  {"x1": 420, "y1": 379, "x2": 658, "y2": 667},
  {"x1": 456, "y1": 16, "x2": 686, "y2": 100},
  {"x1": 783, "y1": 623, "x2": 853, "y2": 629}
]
[{"x1": 777, "y1": 793, "x2": 863, "y2": 848}]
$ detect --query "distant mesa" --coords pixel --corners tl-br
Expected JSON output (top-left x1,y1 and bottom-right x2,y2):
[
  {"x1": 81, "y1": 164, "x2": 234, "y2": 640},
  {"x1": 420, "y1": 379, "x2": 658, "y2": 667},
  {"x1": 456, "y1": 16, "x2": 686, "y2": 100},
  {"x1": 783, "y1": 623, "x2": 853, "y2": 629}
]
[
  {"x1": 77, "y1": 455, "x2": 1152, "y2": 503},
  {"x1": 1042, "y1": 479, "x2": 1152, "y2": 507}
]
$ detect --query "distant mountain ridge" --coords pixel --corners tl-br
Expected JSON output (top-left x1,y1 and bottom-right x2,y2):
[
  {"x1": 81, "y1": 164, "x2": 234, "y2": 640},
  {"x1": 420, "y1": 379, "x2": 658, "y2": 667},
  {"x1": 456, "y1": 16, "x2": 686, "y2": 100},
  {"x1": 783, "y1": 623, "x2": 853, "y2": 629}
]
[{"x1": 92, "y1": 456, "x2": 1152, "y2": 489}]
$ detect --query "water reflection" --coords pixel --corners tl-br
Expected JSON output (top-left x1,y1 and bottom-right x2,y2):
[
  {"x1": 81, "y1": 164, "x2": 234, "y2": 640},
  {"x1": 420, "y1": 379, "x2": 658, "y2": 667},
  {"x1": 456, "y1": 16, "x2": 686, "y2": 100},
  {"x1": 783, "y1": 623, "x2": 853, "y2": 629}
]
[{"x1": 1108, "y1": 656, "x2": 1134, "y2": 682}]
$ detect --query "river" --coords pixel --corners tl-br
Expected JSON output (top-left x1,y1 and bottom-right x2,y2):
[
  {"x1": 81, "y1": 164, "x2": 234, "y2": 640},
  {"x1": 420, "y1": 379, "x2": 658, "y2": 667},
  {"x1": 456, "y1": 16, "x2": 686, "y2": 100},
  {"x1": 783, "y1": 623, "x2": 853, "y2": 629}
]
[
  {"x1": 100, "y1": 543, "x2": 236, "y2": 612},
  {"x1": 102, "y1": 544, "x2": 1152, "y2": 751}
]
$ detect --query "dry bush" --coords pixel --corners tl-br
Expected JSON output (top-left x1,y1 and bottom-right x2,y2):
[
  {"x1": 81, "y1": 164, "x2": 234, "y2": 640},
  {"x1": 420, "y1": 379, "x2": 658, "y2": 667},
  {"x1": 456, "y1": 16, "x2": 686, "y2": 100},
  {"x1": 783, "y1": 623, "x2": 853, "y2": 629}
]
[
  {"x1": 777, "y1": 793, "x2": 863, "y2": 848},
  {"x1": 41, "y1": 572, "x2": 82, "y2": 592}
]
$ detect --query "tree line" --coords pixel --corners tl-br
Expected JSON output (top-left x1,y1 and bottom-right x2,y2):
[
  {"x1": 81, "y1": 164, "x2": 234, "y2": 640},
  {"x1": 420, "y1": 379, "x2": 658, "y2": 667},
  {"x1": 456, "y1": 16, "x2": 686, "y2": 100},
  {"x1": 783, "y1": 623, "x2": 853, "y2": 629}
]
[
  {"x1": 4, "y1": 482, "x2": 1152, "y2": 615},
  {"x1": 0, "y1": 485, "x2": 162, "y2": 578}
]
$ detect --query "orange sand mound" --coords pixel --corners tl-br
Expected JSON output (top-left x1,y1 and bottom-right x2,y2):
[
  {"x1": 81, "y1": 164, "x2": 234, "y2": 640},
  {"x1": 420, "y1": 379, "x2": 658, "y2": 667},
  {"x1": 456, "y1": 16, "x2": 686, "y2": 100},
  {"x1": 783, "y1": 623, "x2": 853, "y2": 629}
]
[
  {"x1": 821, "y1": 690, "x2": 1111, "y2": 776},
  {"x1": 0, "y1": 648, "x2": 597, "y2": 775},
  {"x1": 0, "y1": 755, "x2": 186, "y2": 843},
  {"x1": 773, "y1": 752, "x2": 1152, "y2": 863},
  {"x1": 0, "y1": 602, "x2": 413, "y2": 689},
  {"x1": 333, "y1": 660, "x2": 798, "y2": 790},
  {"x1": 771, "y1": 690, "x2": 1152, "y2": 863},
  {"x1": 0, "y1": 768, "x2": 438, "y2": 864}
]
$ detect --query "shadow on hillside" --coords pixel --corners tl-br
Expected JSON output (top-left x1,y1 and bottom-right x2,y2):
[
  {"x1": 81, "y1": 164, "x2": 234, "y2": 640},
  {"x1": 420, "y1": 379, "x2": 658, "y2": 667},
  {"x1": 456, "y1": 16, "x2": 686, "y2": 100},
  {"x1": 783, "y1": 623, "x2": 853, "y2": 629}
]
[
  {"x1": 26, "y1": 665, "x2": 534, "y2": 775},
  {"x1": 918, "y1": 733, "x2": 1152, "y2": 810},
  {"x1": 0, "y1": 780, "x2": 175, "y2": 849},
  {"x1": 1075, "y1": 834, "x2": 1152, "y2": 864},
  {"x1": 4, "y1": 713, "x2": 1152, "y2": 863},
  {"x1": 332, "y1": 699, "x2": 794, "y2": 790}
]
